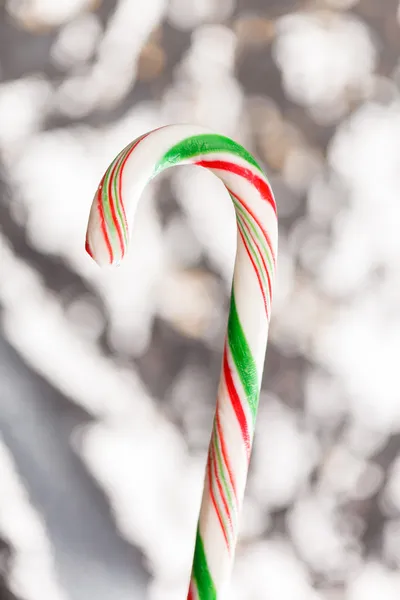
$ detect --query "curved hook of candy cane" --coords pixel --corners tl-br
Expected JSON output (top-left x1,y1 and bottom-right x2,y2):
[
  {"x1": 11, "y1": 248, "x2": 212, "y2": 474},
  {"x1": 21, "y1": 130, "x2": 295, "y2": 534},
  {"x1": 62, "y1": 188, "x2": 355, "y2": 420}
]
[{"x1": 85, "y1": 124, "x2": 278, "y2": 599}]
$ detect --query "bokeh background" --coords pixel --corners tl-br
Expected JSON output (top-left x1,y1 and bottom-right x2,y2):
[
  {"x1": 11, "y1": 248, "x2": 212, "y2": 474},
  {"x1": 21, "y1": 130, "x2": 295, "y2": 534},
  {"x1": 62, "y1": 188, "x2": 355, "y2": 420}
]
[{"x1": 1, "y1": 0, "x2": 400, "y2": 598}]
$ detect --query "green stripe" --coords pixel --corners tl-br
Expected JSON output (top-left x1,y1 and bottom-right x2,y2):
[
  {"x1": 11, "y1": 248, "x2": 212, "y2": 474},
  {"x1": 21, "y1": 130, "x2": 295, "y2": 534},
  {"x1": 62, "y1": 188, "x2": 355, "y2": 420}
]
[
  {"x1": 236, "y1": 212, "x2": 268, "y2": 298},
  {"x1": 192, "y1": 529, "x2": 217, "y2": 600},
  {"x1": 113, "y1": 146, "x2": 131, "y2": 245},
  {"x1": 232, "y1": 195, "x2": 274, "y2": 274},
  {"x1": 209, "y1": 448, "x2": 231, "y2": 544},
  {"x1": 213, "y1": 427, "x2": 234, "y2": 516},
  {"x1": 101, "y1": 159, "x2": 117, "y2": 241},
  {"x1": 102, "y1": 135, "x2": 143, "y2": 247},
  {"x1": 227, "y1": 291, "x2": 259, "y2": 423},
  {"x1": 154, "y1": 134, "x2": 262, "y2": 174}
]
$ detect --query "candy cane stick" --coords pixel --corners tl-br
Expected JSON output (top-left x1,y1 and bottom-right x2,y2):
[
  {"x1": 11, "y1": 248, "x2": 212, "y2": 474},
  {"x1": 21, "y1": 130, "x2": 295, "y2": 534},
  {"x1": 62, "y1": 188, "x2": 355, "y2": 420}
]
[{"x1": 85, "y1": 124, "x2": 278, "y2": 599}]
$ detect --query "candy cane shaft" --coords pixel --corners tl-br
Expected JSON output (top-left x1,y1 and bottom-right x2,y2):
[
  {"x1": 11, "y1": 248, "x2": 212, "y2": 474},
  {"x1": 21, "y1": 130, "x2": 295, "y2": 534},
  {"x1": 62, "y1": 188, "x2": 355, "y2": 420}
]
[{"x1": 85, "y1": 124, "x2": 278, "y2": 599}]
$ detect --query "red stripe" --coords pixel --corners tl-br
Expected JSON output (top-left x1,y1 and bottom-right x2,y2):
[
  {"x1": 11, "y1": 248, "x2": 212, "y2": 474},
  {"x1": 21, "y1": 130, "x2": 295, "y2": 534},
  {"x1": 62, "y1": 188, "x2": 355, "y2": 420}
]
[
  {"x1": 237, "y1": 211, "x2": 272, "y2": 305},
  {"x1": 211, "y1": 441, "x2": 233, "y2": 533},
  {"x1": 215, "y1": 409, "x2": 237, "y2": 502},
  {"x1": 107, "y1": 157, "x2": 125, "y2": 257},
  {"x1": 252, "y1": 234, "x2": 272, "y2": 304},
  {"x1": 85, "y1": 237, "x2": 93, "y2": 259},
  {"x1": 117, "y1": 133, "x2": 150, "y2": 235},
  {"x1": 195, "y1": 159, "x2": 277, "y2": 216},
  {"x1": 223, "y1": 346, "x2": 251, "y2": 459},
  {"x1": 117, "y1": 126, "x2": 166, "y2": 217},
  {"x1": 237, "y1": 220, "x2": 269, "y2": 317},
  {"x1": 95, "y1": 131, "x2": 154, "y2": 263},
  {"x1": 207, "y1": 454, "x2": 230, "y2": 548},
  {"x1": 114, "y1": 126, "x2": 168, "y2": 232},
  {"x1": 229, "y1": 188, "x2": 276, "y2": 268},
  {"x1": 96, "y1": 181, "x2": 114, "y2": 263},
  {"x1": 187, "y1": 584, "x2": 195, "y2": 600}
]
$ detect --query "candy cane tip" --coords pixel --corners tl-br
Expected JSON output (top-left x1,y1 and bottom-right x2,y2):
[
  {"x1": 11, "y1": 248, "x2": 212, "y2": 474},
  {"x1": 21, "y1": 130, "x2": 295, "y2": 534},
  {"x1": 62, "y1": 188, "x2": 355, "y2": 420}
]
[
  {"x1": 85, "y1": 238, "x2": 94, "y2": 260},
  {"x1": 84, "y1": 233, "x2": 116, "y2": 267},
  {"x1": 85, "y1": 202, "x2": 126, "y2": 267}
]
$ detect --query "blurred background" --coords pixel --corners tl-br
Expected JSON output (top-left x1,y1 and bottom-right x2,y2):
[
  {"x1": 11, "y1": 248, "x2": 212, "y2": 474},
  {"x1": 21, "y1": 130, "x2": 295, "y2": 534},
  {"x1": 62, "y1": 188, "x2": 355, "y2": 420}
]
[{"x1": 1, "y1": 0, "x2": 400, "y2": 598}]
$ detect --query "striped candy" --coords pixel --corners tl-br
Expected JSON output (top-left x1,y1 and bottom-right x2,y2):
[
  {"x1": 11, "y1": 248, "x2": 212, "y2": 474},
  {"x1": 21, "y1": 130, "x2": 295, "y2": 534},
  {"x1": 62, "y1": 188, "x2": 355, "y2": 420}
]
[{"x1": 85, "y1": 124, "x2": 278, "y2": 599}]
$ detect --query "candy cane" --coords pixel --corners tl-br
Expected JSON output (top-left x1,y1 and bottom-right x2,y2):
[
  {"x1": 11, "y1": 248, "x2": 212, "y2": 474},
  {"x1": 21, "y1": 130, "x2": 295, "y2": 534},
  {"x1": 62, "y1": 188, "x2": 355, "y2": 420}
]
[{"x1": 85, "y1": 124, "x2": 278, "y2": 599}]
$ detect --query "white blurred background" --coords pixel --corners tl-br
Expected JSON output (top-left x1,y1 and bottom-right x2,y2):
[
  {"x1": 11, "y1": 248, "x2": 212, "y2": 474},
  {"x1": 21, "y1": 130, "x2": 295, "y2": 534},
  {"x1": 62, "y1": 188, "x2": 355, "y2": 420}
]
[{"x1": 1, "y1": 0, "x2": 400, "y2": 598}]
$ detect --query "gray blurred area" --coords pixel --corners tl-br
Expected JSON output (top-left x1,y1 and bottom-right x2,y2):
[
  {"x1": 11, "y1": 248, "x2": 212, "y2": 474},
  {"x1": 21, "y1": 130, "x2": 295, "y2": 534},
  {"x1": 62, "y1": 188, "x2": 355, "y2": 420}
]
[{"x1": 1, "y1": 1, "x2": 400, "y2": 599}]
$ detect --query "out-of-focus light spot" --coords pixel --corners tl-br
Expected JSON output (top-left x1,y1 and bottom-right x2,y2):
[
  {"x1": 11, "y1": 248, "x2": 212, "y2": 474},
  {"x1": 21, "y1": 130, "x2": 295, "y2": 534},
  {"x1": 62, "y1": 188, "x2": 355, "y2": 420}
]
[
  {"x1": 231, "y1": 540, "x2": 316, "y2": 600},
  {"x1": 347, "y1": 562, "x2": 400, "y2": 600},
  {"x1": 158, "y1": 269, "x2": 221, "y2": 339},
  {"x1": 95, "y1": 0, "x2": 166, "y2": 104},
  {"x1": 315, "y1": 297, "x2": 400, "y2": 433},
  {"x1": 272, "y1": 276, "x2": 327, "y2": 356},
  {"x1": 305, "y1": 370, "x2": 347, "y2": 428},
  {"x1": 288, "y1": 494, "x2": 361, "y2": 577},
  {"x1": 64, "y1": 297, "x2": 105, "y2": 340},
  {"x1": 274, "y1": 11, "x2": 376, "y2": 121},
  {"x1": 240, "y1": 496, "x2": 270, "y2": 541},
  {"x1": 269, "y1": 177, "x2": 301, "y2": 218},
  {"x1": 369, "y1": 75, "x2": 398, "y2": 105},
  {"x1": 55, "y1": 74, "x2": 99, "y2": 117},
  {"x1": 187, "y1": 24, "x2": 237, "y2": 77},
  {"x1": 249, "y1": 98, "x2": 318, "y2": 200},
  {"x1": 137, "y1": 42, "x2": 166, "y2": 81},
  {"x1": 6, "y1": 0, "x2": 94, "y2": 28},
  {"x1": 162, "y1": 24, "x2": 243, "y2": 135},
  {"x1": 80, "y1": 419, "x2": 203, "y2": 595},
  {"x1": 288, "y1": 219, "x2": 317, "y2": 259},
  {"x1": 344, "y1": 422, "x2": 389, "y2": 458},
  {"x1": 283, "y1": 146, "x2": 322, "y2": 193},
  {"x1": 168, "y1": 365, "x2": 216, "y2": 448},
  {"x1": 299, "y1": 231, "x2": 330, "y2": 274},
  {"x1": 0, "y1": 231, "x2": 153, "y2": 416},
  {"x1": 384, "y1": 456, "x2": 400, "y2": 513},
  {"x1": 54, "y1": 0, "x2": 167, "y2": 115},
  {"x1": 234, "y1": 15, "x2": 275, "y2": 48},
  {"x1": 325, "y1": 103, "x2": 400, "y2": 294},
  {"x1": 319, "y1": 445, "x2": 382, "y2": 500},
  {"x1": 51, "y1": 13, "x2": 102, "y2": 69},
  {"x1": 288, "y1": 215, "x2": 330, "y2": 274},
  {"x1": 383, "y1": 519, "x2": 400, "y2": 566},
  {"x1": 167, "y1": 0, "x2": 234, "y2": 31},
  {"x1": 0, "y1": 439, "x2": 67, "y2": 600},
  {"x1": 258, "y1": 114, "x2": 299, "y2": 172},
  {"x1": 0, "y1": 78, "x2": 51, "y2": 148},
  {"x1": 307, "y1": 173, "x2": 346, "y2": 227},
  {"x1": 324, "y1": 0, "x2": 360, "y2": 8},
  {"x1": 8, "y1": 130, "x2": 99, "y2": 256},
  {"x1": 163, "y1": 215, "x2": 202, "y2": 268},
  {"x1": 250, "y1": 398, "x2": 319, "y2": 510}
]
